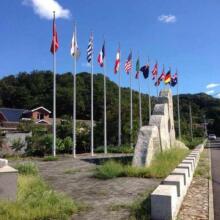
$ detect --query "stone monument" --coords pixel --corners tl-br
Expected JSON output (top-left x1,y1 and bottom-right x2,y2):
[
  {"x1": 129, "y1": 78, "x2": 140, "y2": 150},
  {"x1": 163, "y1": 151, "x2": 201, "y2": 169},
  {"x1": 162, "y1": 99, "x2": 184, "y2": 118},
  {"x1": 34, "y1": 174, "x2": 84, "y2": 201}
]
[{"x1": 132, "y1": 89, "x2": 186, "y2": 167}]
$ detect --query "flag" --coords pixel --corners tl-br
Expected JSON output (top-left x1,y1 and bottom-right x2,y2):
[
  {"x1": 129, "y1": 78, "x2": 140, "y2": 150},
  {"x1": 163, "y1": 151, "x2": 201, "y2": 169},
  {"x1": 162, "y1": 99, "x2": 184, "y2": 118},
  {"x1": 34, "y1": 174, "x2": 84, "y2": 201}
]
[
  {"x1": 135, "y1": 58, "x2": 140, "y2": 79},
  {"x1": 98, "y1": 42, "x2": 105, "y2": 67},
  {"x1": 171, "y1": 73, "x2": 178, "y2": 87},
  {"x1": 154, "y1": 71, "x2": 165, "y2": 86},
  {"x1": 87, "y1": 34, "x2": 93, "y2": 63},
  {"x1": 140, "y1": 64, "x2": 149, "y2": 79},
  {"x1": 70, "y1": 27, "x2": 80, "y2": 58},
  {"x1": 50, "y1": 15, "x2": 59, "y2": 54},
  {"x1": 125, "y1": 52, "x2": 132, "y2": 74},
  {"x1": 152, "y1": 62, "x2": 158, "y2": 80},
  {"x1": 114, "y1": 48, "x2": 120, "y2": 74},
  {"x1": 164, "y1": 70, "x2": 171, "y2": 84}
]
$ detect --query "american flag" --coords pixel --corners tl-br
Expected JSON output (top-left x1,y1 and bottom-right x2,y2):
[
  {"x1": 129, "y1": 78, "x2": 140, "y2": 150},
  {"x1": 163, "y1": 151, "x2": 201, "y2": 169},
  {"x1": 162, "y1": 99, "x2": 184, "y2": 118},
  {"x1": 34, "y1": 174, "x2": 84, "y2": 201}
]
[
  {"x1": 125, "y1": 52, "x2": 132, "y2": 74},
  {"x1": 87, "y1": 34, "x2": 93, "y2": 63}
]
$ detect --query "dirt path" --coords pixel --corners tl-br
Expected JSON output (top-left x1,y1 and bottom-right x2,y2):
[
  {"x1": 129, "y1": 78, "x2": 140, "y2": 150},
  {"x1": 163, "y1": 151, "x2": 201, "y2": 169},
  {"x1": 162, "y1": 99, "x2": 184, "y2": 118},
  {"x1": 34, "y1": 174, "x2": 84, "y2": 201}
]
[{"x1": 12, "y1": 156, "x2": 160, "y2": 220}]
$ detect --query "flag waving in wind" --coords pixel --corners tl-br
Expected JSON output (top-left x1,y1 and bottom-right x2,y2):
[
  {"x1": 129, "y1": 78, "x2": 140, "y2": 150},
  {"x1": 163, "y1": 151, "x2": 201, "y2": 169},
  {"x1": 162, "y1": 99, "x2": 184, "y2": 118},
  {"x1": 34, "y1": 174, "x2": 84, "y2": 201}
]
[
  {"x1": 135, "y1": 58, "x2": 140, "y2": 79},
  {"x1": 155, "y1": 66, "x2": 166, "y2": 86},
  {"x1": 114, "y1": 48, "x2": 120, "y2": 74},
  {"x1": 164, "y1": 70, "x2": 171, "y2": 84},
  {"x1": 125, "y1": 52, "x2": 132, "y2": 74},
  {"x1": 87, "y1": 34, "x2": 93, "y2": 63},
  {"x1": 140, "y1": 64, "x2": 149, "y2": 79},
  {"x1": 70, "y1": 26, "x2": 80, "y2": 58},
  {"x1": 50, "y1": 14, "x2": 59, "y2": 54},
  {"x1": 152, "y1": 62, "x2": 158, "y2": 80},
  {"x1": 171, "y1": 73, "x2": 178, "y2": 87},
  {"x1": 98, "y1": 42, "x2": 105, "y2": 67}
]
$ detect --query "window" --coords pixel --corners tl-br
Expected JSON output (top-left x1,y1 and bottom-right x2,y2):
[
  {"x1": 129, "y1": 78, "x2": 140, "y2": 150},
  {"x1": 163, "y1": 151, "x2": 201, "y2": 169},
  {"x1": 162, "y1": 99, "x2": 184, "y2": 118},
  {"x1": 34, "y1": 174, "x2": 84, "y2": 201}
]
[{"x1": 40, "y1": 113, "x2": 44, "y2": 120}]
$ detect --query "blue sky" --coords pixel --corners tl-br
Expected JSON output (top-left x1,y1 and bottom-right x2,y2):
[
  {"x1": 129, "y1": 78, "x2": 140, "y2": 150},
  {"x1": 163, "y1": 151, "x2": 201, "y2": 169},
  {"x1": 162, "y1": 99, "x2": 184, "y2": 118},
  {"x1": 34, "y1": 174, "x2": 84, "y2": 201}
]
[{"x1": 0, "y1": 0, "x2": 220, "y2": 96}]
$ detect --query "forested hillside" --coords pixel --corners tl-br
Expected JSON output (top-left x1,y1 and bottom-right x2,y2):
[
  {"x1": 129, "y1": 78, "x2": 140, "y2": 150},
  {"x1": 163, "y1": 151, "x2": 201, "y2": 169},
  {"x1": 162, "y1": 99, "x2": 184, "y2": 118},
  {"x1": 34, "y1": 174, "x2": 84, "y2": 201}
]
[{"x1": 0, "y1": 71, "x2": 220, "y2": 144}]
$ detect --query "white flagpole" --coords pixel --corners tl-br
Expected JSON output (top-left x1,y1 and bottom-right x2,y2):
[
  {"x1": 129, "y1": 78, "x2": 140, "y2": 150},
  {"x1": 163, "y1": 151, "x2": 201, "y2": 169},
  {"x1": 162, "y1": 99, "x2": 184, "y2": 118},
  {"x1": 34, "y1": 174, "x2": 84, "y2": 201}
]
[
  {"x1": 156, "y1": 61, "x2": 159, "y2": 97},
  {"x1": 91, "y1": 33, "x2": 94, "y2": 156},
  {"x1": 177, "y1": 71, "x2": 181, "y2": 139},
  {"x1": 130, "y1": 66, "x2": 133, "y2": 147},
  {"x1": 118, "y1": 47, "x2": 121, "y2": 146},
  {"x1": 148, "y1": 57, "x2": 151, "y2": 122},
  {"x1": 104, "y1": 43, "x2": 107, "y2": 154},
  {"x1": 72, "y1": 24, "x2": 77, "y2": 158},
  {"x1": 138, "y1": 76, "x2": 142, "y2": 128},
  {"x1": 52, "y1": 11, "x2": 56, "y2": 157}
]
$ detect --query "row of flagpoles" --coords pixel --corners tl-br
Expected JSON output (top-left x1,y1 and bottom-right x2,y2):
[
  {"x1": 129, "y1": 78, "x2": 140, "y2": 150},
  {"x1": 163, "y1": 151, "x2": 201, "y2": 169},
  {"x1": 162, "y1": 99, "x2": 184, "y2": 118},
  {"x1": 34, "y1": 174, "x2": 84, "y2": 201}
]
[{"x1": 50, "y1": 12, "x2": 180, "y2": 157}]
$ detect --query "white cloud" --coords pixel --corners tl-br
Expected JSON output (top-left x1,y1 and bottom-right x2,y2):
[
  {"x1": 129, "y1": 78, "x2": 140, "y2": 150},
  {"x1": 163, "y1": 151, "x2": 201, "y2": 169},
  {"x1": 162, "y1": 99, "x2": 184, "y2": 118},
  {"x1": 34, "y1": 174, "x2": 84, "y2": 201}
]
[
  {"x1": 206, "y1": 83, "x2": 220, "y2": 89},
  {"x1": 22, "y1": 0, "x2": 71, "y2": 20},
  {"x1": 206, "y1": 90, "x2": 215, "y2": 95},
  {"x1": 158, "y1": 14, "x2": 176, "y2": 23},
  {"x1": 215, "y1": 93, "x2": 220, "y2": 98}
]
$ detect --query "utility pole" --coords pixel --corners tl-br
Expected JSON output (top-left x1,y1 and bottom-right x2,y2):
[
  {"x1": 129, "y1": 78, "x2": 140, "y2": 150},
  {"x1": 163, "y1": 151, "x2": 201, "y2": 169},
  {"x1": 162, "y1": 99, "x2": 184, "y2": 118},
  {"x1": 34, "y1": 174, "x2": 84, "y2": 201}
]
[{"x1": 189, "y1": 104, "x2": 193, "y2": 141}]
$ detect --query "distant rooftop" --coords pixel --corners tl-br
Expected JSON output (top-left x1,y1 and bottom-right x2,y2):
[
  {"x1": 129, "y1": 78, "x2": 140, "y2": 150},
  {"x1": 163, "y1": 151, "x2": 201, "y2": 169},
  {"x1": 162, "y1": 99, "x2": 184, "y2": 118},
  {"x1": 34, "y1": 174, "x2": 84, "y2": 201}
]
[{"x1": 0, "y1": 108, "x2": 27, "y2": 122}]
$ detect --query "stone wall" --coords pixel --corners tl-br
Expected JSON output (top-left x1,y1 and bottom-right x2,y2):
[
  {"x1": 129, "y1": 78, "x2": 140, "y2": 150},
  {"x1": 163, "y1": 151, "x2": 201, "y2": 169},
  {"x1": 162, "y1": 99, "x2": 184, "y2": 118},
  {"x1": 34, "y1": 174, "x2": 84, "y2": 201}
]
[{"x1": 133, "y1": 89, "x2": 186, "y2": 167}]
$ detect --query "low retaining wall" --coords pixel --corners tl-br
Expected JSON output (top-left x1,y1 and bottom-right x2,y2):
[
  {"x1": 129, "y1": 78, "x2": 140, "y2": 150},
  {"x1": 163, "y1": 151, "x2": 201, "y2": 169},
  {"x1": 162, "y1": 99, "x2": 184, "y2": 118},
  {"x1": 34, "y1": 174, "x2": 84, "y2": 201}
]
[{"x1": 151, "y1": 141, "x2": 206, "y2": 220}]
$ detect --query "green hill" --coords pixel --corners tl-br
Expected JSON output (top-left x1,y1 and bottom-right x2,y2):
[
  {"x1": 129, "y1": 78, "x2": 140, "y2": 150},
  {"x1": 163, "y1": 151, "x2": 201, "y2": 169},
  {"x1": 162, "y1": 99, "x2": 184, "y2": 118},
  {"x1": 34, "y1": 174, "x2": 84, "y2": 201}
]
[{"x1": 0, "y1": 71, "x2": 219, "y2": 146}]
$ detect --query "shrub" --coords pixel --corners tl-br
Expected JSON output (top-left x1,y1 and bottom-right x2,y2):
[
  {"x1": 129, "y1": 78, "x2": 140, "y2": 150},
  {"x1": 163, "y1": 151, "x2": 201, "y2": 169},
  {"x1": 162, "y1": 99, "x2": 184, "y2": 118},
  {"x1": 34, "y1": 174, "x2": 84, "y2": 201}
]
[
  {"x1": 95, "y1": 160, "x2": 124, "y2": 179},
  {"x1": 15, "y1": 162, "x2": 38, "y2": 176},
  {"x1": 11, "y1": 138, "x2": 25, "y2": 152}
]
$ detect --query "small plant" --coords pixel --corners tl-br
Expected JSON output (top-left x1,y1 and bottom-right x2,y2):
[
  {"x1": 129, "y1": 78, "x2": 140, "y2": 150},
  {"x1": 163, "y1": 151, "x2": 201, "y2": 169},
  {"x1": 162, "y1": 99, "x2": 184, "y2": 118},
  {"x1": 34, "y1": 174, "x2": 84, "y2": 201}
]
[
  {"x1": 95, "y1": 145, "x2": 134, "y2": 154},
  {"x1": 64, "y1": 168, "x2": 81, "y2": 174},
  {"x1": 15, "y1": 162, "x2": 38, "y2": 176},
  {"x1": 11, "y1": 138, "x2": 25, "y2": 152},
  {"x1": 95, "y1": 160, "x2": 124, "y2": 179},
  {"x1": 43, "y1": 156, "x2": 58, "y2": 161}
]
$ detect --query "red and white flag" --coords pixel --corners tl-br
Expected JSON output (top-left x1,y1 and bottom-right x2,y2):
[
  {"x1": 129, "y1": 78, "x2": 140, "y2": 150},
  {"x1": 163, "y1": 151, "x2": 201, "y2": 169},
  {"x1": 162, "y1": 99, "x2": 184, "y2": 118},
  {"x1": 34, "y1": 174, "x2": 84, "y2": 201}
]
[
  {"x1": 152, "y1": 62, "x2": 158, "y2": 80},
  {"x1": 98, "y1": 42, "x2": 105, "y2": 67},
  {"x1": 114, "y1": 49, "x2": 120, "y2": 74},
  {"x1": 50, "y1": 15, "x2": 59, "y2": 54}
]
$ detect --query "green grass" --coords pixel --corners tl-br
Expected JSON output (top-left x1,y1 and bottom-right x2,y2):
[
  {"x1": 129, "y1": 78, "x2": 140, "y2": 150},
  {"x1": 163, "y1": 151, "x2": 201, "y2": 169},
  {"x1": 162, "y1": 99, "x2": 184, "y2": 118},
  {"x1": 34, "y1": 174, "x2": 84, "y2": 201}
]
[
  {"x1": 194, "y1": 150, "x2": 210, "y2": 179},
  {"x1": 14, "y1": 162, "x2": 39, "y2": 176},
  {"x1": 95, "y1": 148, "x2": 189, "y2": 179},
  {"x1": 0, "y1": 163, "x2": 79, "y2": 220},
  {"x1": 42, "y1": 155, "x2": 58, "y2": 161},
  {"x1": 181, "y1": 137, "x2": 204, "y2": 149},
  {"x1": 95, "y1": 145, "x2": 134, "y2": 154}
]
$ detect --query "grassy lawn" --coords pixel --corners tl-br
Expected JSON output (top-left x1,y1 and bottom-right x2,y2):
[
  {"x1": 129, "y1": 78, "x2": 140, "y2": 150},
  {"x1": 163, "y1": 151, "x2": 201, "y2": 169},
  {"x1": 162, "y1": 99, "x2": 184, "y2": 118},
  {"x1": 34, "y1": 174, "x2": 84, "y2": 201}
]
[
  {"x1": 95, "y1": 148, "x2": 189, "y2": 179},
  {"x1": 0, "y1": 163, "x2": 79, "y2": 220}
]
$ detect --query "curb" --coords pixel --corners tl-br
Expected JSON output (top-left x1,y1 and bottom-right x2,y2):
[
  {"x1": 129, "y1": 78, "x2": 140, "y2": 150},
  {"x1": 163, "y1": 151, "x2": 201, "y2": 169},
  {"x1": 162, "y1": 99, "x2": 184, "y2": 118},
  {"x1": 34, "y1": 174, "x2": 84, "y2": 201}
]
[
  {"x1": 151, "y1": 143, "x2": 205, "y2": 220},
  {"x1": 208, "y1": 147, "x2": 214, "y2": 220}
]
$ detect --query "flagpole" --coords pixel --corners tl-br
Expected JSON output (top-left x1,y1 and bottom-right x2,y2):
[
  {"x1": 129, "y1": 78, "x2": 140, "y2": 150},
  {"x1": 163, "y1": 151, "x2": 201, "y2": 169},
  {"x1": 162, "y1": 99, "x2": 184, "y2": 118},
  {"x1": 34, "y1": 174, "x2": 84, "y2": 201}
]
[
  {"x1": 156, "y1": 61, "x2": 159, "y2": 97},
  {"x1": 177, "y1": 71, "x2": 181, "y2": 140},
  {"x1": 104, "y1": 42, "x2": 107, "y2": 154},
  {"x1": 52, "y1": 11, "x2": 56, "y2": 157},
  {"x1": 138, "y1": 74, "x2": 142, "y2": 128},
  {"x1": 130, "y1": 63, "x2": 133, "y2": 148},
  {"x1": 72, "y1": 23, "x2": 77, "y2": 158},
  {"x1": 91, "y1": 33, "x2": 94, "y2": 156},
  {"x1": 148, "y1": 57, "x2": 151, "y2": 121},
  {"x1": 118, "y1": 45, "x2": 121, "y2": 146}
]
